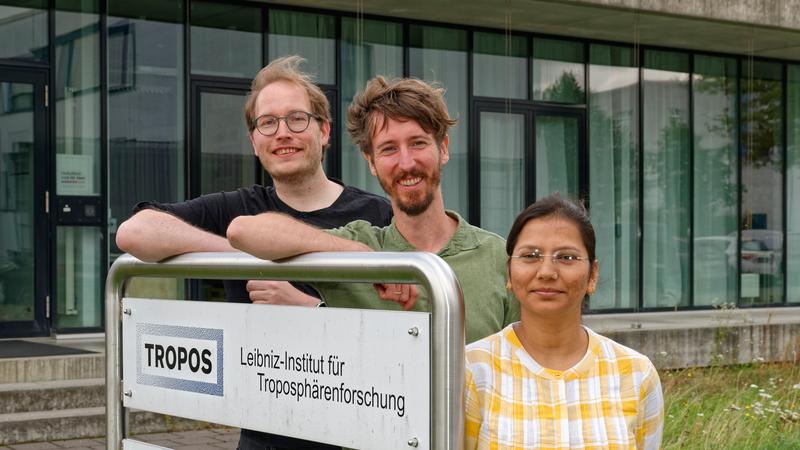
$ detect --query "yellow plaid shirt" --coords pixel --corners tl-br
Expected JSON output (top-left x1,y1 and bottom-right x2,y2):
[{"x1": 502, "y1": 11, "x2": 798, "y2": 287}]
[{"x1": 465, "y1": 325, "x2": 663, "y2": 449}]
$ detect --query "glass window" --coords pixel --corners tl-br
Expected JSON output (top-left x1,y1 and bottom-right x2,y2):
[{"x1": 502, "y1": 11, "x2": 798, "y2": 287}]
[
  {"x1": 0, "y1": 0, "x2": 47, "y2": 62},
  {"x1": 693, "y1": 55, "x2": 738, "y2": 307},
  {"x1": 56, "y1": 0, "x2": 101, "y2": 197},
  {"x1": 588, "y1": 44, "x2": 639, "y2": 310},
  {"x1": 0, "y1": 80, "x2": 35, "y2": 323},
  {"x1": 409, "y1": 25, "x2": 468, "y2": 216},
  {"x1": 269, "y1": 10, "x2": 335, "y2": 85},
  {"x1": 191, "y1": 1, "x2": 261, "y2": 79},
  {"x1": 199, "y1": 90, "x2": 253, "y2": 194},
  {"x1": 480, "y1": 111, "x2": 525, "y2": 237},
  {"x1": 642, "y1": 50, "x2": 691, "y2": 308},
  {"x1": 473, "y1": 31, "x2": 527, "y2": 99},
  {"x1": 741, "y1": 60, "x2": 784, "y2": 305},
  {"x1": 788, "y1": 65, "x2": 800, "y2": 304},
  {"x1": 340, "y1": 17, "x2": 402, "y2": 196},
  {"x1": 532, "y1": 38, "x2": 585, "y2": 104},
  {"x1": 55, "y1": 227, "x2": 102, "y2": 329},
  {"x1": 535, "y1": 114, "x2": 580, "y2": 197},
  {"x1": 107, "y1": 0, "x2": 185, "y2": 259}
]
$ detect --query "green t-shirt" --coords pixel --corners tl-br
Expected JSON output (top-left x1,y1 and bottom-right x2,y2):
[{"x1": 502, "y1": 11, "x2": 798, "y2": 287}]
[{"x1": 317, "y1": 211, "x2": 520, "y2": 344}]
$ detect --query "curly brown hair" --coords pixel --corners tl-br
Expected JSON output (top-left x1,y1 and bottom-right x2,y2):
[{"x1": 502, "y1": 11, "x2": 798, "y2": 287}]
[{"x1": 346, "y1": 76, "x2": 457, "y2": 156}]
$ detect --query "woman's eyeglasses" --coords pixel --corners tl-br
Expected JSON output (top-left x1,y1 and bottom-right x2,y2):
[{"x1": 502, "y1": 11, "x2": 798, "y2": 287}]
[{"x1": 509, "y1": 251, "x2": 590, "y2": 266}]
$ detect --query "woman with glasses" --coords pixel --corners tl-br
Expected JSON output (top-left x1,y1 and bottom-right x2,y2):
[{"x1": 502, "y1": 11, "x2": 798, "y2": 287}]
[{"x1": 464, "y1": 194, "x2": 663, "y2": 449}]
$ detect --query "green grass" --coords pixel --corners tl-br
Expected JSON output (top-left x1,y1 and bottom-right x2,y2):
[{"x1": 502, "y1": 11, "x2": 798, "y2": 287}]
[{"x1": 661, "y1": 362, "x2": 800, "y2": 449}]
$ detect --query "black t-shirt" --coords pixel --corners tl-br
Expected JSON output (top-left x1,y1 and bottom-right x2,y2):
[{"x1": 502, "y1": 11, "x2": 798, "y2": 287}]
[
  {"x1": 134, "y1": 179, "x2": 393, "y2": 303},
  {"x1": 133, "y1": 180, "x2": 392, "y2": 450}
]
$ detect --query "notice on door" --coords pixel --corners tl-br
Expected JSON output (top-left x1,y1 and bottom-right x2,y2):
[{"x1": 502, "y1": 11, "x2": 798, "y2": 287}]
[
  {"x1": 57, "y1": 154, "x2": 94, "y2": 195},
  {"x1": 122, "y1": 298, "x2": 431, "y2": 450}
]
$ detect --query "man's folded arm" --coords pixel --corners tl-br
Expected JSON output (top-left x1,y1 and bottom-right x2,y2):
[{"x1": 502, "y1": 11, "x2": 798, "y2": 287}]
[
  {"x1": 116, "y1": 208, "x2": 236, "y2": 263},
  {"x1": 226, "y1": 212, "x2": 371, "y2": 260}
]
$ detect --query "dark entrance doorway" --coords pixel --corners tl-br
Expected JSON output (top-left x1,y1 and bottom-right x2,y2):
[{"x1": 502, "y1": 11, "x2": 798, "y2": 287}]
[{"x1": 0, "y1": 67, "x2": 49, "y2": 337}]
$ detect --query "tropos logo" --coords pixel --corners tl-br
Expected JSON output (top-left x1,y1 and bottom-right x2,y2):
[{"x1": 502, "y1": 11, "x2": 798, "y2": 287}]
[{"x1": 136, "y1": 323, "x2": 224, "y2": 396}]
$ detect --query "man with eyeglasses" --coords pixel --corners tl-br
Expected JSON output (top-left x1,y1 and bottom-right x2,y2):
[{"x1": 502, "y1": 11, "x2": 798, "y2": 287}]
[{"x1": 116, "y1": 56, "x2": 392, "y2": 450}]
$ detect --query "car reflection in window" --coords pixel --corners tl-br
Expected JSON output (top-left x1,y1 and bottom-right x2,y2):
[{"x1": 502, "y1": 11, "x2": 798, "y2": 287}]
[{"x1": 741, "y1": 239, "x2": 778, "y2": 274}]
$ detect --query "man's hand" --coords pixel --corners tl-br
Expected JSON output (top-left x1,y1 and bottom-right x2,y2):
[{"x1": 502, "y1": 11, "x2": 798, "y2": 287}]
[
  {"x1": 246, "y1": 280, "x2": 322, "y2": 307},
  {"x1": 373, "y1": 283, "x2": 418, "y2": 310}
]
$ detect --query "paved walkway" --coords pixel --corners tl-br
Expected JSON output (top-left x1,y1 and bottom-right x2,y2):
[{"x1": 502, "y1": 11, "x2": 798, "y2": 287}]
[{"x1": 0, "y1": 428, "x2": 240, "y2": 450}]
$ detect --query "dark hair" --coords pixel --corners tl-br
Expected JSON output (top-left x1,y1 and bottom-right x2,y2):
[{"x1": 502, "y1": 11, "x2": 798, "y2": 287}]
[{"x1": 506, "y1": 193, "x2": 596, "y2": 263}]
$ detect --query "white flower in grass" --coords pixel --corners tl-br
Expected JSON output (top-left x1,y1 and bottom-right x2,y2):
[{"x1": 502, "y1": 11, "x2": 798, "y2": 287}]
[
  {"x1": 759, "y1": 393, "x2": 773, "y2": 399},
  {"x1": 793, "y1": 383, "x2": 800, "y2": 390},
  {"x1": 697, "y1": 413, "x2": 704, "y2": 417},
  {"x1": 750, "y1": 384, "x2": 759, "y2": 388}
]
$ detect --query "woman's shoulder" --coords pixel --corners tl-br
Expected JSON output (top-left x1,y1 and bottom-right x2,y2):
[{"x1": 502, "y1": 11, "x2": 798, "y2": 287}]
[{"x1": 466, "y1": 324, "x2": 518, "y2": 366}]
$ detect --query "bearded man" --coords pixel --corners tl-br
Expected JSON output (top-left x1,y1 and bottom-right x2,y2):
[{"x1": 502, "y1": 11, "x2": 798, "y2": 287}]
[{"x1": 227, "y1": 76, "x2": 519, "y2": 344}]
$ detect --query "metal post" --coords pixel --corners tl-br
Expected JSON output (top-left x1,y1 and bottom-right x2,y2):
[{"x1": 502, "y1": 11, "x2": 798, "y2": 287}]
[{"x1": 105, "y1": 251, "x2": 464, "y2": 449}]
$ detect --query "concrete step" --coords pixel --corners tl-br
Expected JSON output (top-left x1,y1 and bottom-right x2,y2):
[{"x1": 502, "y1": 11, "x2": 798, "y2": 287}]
[
  {"x1": 0, "y1": 378, "x2": 105, "y2": 414},
  {"x1": 0, "y1": 353, "x2": 104, "y2": 384},
  {"x1": 0, "y1": 407, "x2": 217, "y2": 445}
]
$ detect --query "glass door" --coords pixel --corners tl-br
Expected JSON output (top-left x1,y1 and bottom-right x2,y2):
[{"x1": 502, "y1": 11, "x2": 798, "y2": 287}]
[
  {"x1": 190, "y1": 80, "x2": 254, "y2": 301},
  {"x1": 474, "y1": 103, "x2": 531, "y2": 238},
  {"x1": 0, "y1": 68, "x2": 49, "y2": 337},
  {"x1": 191, "y1": 81, "x2": 259, "y2": 196}
]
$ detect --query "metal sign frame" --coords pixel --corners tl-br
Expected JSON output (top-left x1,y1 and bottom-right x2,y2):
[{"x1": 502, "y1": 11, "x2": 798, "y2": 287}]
[{"x1": 105, "y1": 251, "x2": 465, "y2": 449}]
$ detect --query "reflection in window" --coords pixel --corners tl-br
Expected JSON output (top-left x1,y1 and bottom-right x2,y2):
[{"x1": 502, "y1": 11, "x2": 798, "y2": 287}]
[
  {"x1": 1, "y1": 82, "x2": 33, "y2": 112},
  {"x1": 200, "y1": 91, "x2": 254, "y2": 194},
  {"x1": 693, "y1": 55, "x2": 738, "y2": 307},
  {"x1": 107, "y1": 0, "x2": 184, "y2": 258},
  {"x1": 269, "y1": 10, "x2": 335, "y2": 85},
  {"x1": 788, "y1": 65, "x2": 800, "y2": 304},
  {"x1": 409, "y1": 25, "x2": 468, "y2": 216},
  {"x1": 588, "y1": 44, "x2": 639, "y2": 310},
  {"x1": 473, "y1": 32, "x2": 527, "y2": 99},
  {"x1": 56, "y1": 227, "x2": 102, "y2": 329},
  {"x1": 532, "y1": 38, "x2": 585, "y2": 104},
  {"x1": 191, "y1": 1, "x2": 261, "y2": 78},
  {"x1": 0, "y1": 81, "x2": 35, "y2": 322},
  {"x1": 107, "y1": 22, "x2": 135, "y2": 91},
  {"x1": 642, "y1": 50, "x2": 690, "y2": 308},
  {"x1": 741, "y1": 60, "x2": 784, "y2": 305},
  {"x1": 535, "y1": 115, "x2": 579, "y2": 197},
  {"x1": 0, "y1": 0, "x2": 47, "y2": 61},
  {"x1": 480, "y1": 112, "x2": 524, "y2": 237},
  {"x1": 340, "y1": 17, "x2": 402, "y2": 196},
  {"x1": 56, "y1": 0, "x2": 101, "y2": 197}
]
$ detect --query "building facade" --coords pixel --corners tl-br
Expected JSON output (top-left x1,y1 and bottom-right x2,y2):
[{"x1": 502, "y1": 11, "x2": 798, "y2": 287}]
[{"x1": 0, "y1": 0, "x2": 799, "y2": 337}]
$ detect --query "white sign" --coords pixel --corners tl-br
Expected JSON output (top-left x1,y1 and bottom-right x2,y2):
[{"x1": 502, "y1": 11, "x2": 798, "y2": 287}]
[
  {"x1": 57, "y1": 154, "x2": 94, "y2": 195},
  {"x1": 122, "y1": 298, "x2": 431, "y2": 450},
  {"x1": 741, "y1": 273, "x2": 760, "y2": 298}
]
